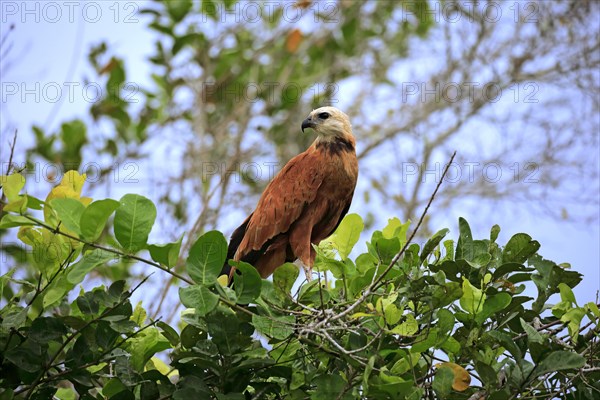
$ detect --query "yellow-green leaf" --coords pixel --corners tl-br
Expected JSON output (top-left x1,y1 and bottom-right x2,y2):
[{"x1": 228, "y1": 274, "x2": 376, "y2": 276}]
[
  {"x1": 382, "y1": 217, "x2": 410, "y2": 241},
  {"x1": 460, "y1": 278, "x2": 486, "y2": 315},
  {"x1": 558, "y1": 283, "x2": 577, "y2": 306},
  {"x1": 350, "y1": 312, "x2": 376, "y2": 319},
  {"x1": 0, "y1": 173, "x2": 25, "y2": 202},
  {"x1": 329, "y1": 213, "x2": 364, "y2": 260},
  {"x1": 391, "y1": 314, "x2": 418, "y2": 336},
  {"x1": 3, "y1": 195, "x2": 27, "y2": 213},
  {"x1": 44, "y1": 171, "x2": 90, "y2": 223}
]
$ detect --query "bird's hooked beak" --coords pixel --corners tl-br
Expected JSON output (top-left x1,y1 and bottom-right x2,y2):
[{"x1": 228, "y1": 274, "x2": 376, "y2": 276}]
[{"x1": 301, "y1": 117, "x2": 316, "y2": 133}]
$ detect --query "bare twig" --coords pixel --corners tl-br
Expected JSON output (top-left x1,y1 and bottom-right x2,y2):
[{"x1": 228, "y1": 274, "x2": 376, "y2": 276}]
[{"x1": 5, "y1": 129, "x2": 18, "y2": 175}]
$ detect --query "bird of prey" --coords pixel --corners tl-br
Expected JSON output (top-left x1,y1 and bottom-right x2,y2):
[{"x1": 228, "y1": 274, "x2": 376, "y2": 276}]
[{"x1": 222, "y1": 106, "x2": 358, "y2": 282}]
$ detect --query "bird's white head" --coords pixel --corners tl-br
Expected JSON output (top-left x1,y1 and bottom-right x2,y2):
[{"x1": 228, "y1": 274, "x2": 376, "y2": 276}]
[{"x1": 301, "y1": 106, "x2": 354, "y2": 143}]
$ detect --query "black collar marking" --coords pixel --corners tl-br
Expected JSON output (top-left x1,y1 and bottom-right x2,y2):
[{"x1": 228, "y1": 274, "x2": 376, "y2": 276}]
[{"x1": 316, "y1": 137, "x2": 355, "y2": 155}]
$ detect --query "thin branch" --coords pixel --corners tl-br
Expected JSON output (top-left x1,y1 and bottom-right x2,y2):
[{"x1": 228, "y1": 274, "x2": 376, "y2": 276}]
[
  {"x1": 23, "y1": 215, "x2": 194, "y2": 286},
  {"x1": 6, "y1": 129, "x2": 18, "y2": 175},
  {"x1": 22, "y1": 277, "x2": 150, "y2": 398}
]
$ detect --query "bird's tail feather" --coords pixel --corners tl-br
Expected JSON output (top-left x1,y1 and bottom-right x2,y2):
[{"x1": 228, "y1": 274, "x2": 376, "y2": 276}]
[{"x1": 220, "y1": 214, "x2": 253, "y2": 282}]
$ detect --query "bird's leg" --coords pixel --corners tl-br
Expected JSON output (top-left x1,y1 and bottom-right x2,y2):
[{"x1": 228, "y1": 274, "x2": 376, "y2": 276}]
[{"x1": 295, "y1": 259, "x2": 313, "y2": 281}]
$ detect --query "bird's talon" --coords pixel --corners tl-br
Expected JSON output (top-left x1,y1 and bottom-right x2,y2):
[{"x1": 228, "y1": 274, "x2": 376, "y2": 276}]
[{"x1": 304, "y1": 265, "x2": 313, "y2": 281}]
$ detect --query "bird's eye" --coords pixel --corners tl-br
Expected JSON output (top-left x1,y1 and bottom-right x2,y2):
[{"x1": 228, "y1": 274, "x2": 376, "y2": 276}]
[{"x1": 318, "y1": 112, "x2": 330, "y2": 120}]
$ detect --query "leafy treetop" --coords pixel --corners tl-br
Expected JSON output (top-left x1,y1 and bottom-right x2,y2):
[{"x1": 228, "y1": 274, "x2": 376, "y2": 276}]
[{"x1": 0, "y1": 170, "x2": 598, "y2": 399}]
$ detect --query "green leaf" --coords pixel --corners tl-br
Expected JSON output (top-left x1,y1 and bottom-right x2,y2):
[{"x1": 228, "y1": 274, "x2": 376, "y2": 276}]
[
  {"x1": 179, "y1": 285, "x2": 219, "y2": 316},
  {"x1": 252, "y1": 315, "x2": 294, "y2": 340},
  {"x1": 28, "y1": 317, "x2": 68, "y2": 343},
  {"x1": 432, "y1": 366, "x2": 454, "y2": 398},
  {"x1": 586, "y1": 302, "x2": 600, "y2": 319},
  {"x1": 80, "y1": 199, "x2": 120, "y2": 241},
  {"x1": 0, "y1": 173, "x2": 25, "y2": 202},
  {"x1": 420, "y1": 228, "x2": 449, "y2": 263},
  {"x1": 187, "y1": 230, "x2": 227, "y2": 285},
  {"x1": 475, "y1": 292, "x2": 512, "y2": 324},
  {"x1": 486, "y1": 330, "x2": 522, "y2": 360},
  {"x1": 232, "y1": 261, "x2": 262, "y2": 304},
  {"x1": 3, "y1": 194, "x2": 27, "y2": 213},
  {"x1": 460, "y1": 278, "x2": 486, "y2": 315},
  {"x1": 390, "y1": 314, "x2": 418, "y2": 336},
  {"x1": 313, "y1": 374, "x2": 347, "y2": 400},
  {"x1": 373, "y1": 372, "x2": 415, "y2": 397},
  {"x1": 384, "y1": 304, "x2": 402, "y2": 325},
  {"x1": 382, "y1": 217, "x2": 410, "y2": 242},
  {"x1": 531, "y1": 351, "x2": 586, "y2": 379},
  {"x1": 355, "y1": 252, "x2": 378, "y2": 273},
  {"x1": 114, "y1": 194, "x2": 157, "y2": 252},
  {"x1": 102, "y1": 379, "x2": 129, "y2": 399},
  {"x1": 411, "y1": 329, "x2": 438, "y2": 353},
  {"x1": 4, "y1": 340, "x2": 43, "y2": 372},
  {"x1": 558, "y1": 282, "x2": 577, "y2": 305},
  {"x1": 442, "y1": 239, "x2": 454, "y2": 261},
  {"x1": 370, "y1": 232, "x2": 400, "y2": 264},
  {"x1": 166, "y1": 0, "x2": 192, "y2": 22},
  {"x1": 316, "y1": 249, "x2": 354, "y2": 279},
  {"x1": 59, "y1": 120, "x2": 87, "y2": 167},
  {"x1": 503, "y1": 233, "x2": 540, "y2": 263},
  {"x1": 148, "y1": 234, "x2": 183, "y2": 268},
  {"x1": 390, "y1": 353, "x2": 421, "y2": 376},
  {"x1": 520, "y1": 318, "x2": 544, "y2": 344},
  {"x1": 42, "y1": 277, "x2": 72, "y2": 308},
  {"x1": 436, "y1": 309, "x2": 455, "y2": 337},
  {"x1": 67, "y1": 249, "x2": 114, "y2": 284},
  {"x1": 493, "y1": 262, "x2": 528, "y2": 279},
  {"x1": 272, "y1": 262, "x2": 299, "y2": 301},
  {"x1": 19, "y1": 227, "x2": 70, "y2": 274},
  {"x1": 130, "y1": 301, "x2": 147, "y2": 326},
  {"x1": 406, "y1": 388, "x2": 425, "y2": 400},
  {"x1": 49, "y1": 198, "x2": 86, "y2": 234},
  {"x1": 0, "y1": 269, "x2": 15, "y2": 304},
  {"x1": 75, "y1": 292, "x2": 100, "y2": 314},
  {"x1": 26, "y1": 195, "x2": 44, "y2": 210},
  {"x1": 440, "y1": 336, "x2": 461, "y2": 354},
  {"x1": 0, "y1": 214, "x2": 36, "y2": 228},
  {"x1": 561, "y1": 307, "x2": 585, "y2": 340},
  {"x1": 362, "y1": 356, "x2": 376, "y2": 396},
  {"x1": 329, "y1": 213, "x2": 363, "y2": 259},
  {"x1": 490, "y1": 224, "x2": 501, "y2": 242},
  {"x1": 1, "y1": 306, "x2": 27, "y2": 330},
  {"x1": 106, "y1": 59, "x2": 126, "y2": 95},
  {"x1": 55, "y1": 388, "x2": 77, "y2": 400},
  {"x1": 475, "y1": 361, "x2": 498, "y2": 388},
  {"x1": 157, "y1": 321, "x2": 180, "y2": 346},
  {"x1": 455, "y1": 217, "x2": 473, "y2": 259},
  {"x1": 127, "y1": 327, "x2": 171, "y2": 371},
  {"x1": 466, "y1": 241, "x2": 492, "y2": 267},
  {"x1": 530, "y1": 255, "x2": 582, "y2": 313},
  {"x1": 172, "y1": 376, "x2": 211, "y2": 399}
]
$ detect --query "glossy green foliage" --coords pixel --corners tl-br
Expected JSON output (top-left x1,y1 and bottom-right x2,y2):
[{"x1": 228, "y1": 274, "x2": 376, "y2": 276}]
[{"x1": 1, "y1": 171, "x2": 598, "y2": 399}]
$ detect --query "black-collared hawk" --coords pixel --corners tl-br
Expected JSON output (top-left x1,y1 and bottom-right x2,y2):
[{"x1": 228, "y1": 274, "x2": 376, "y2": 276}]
[{"x1": 222, "y1": 106, "x2": 358, "y2": 281}]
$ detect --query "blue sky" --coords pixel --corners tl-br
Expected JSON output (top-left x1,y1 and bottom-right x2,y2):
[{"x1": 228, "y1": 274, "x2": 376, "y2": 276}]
[{"x1": 1, "y1": 1, "x2": 598, "y2": 306}]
